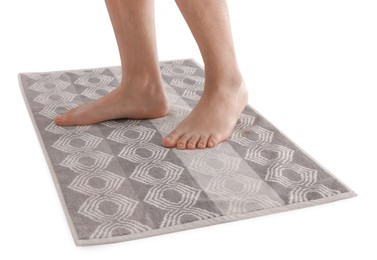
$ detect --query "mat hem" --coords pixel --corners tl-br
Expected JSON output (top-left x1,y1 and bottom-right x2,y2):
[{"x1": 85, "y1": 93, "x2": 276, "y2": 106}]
[
  {"x1": 18, "y1": 74, "x2": 80, "y2": 246},
  {"x1": 76, "y1": 190, "x2": 356, "y2": 246}
]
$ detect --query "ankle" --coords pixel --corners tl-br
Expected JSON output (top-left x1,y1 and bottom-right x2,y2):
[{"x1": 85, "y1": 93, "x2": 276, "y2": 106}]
[
  {"x1": 120, "y1": 73, "x2": 164, "y2": 92},
  {"x1": 205, "y1": 70, "x2": 244, "y2": 91}
]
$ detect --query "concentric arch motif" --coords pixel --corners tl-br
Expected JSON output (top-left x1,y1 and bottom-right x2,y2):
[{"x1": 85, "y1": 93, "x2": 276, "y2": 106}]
[{"x1": 18, "y1": 58, "x2": 357, "y2": 246}]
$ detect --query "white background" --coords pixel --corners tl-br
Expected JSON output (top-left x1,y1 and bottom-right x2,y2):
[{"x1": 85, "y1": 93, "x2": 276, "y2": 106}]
[{"x1": 0, "y1": 0, "x2": 376, "y2": 259}]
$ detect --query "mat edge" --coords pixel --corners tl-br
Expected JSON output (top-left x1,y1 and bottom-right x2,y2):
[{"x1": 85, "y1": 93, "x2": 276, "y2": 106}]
[
  {"x1": 18, "y1": 73, "x2": 80, "y2": 246},
  {"x1": 76, "y1": 190, "x2": 356, "y2": 247},
  {"x1": 16, "y1": 57, "x2": 198, "y2": 75}
]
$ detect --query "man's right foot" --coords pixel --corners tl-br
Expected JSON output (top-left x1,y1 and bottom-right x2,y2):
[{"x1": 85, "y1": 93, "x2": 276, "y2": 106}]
[{"x1": 54, "y1": 78, "x2": 169, "y2": 126}]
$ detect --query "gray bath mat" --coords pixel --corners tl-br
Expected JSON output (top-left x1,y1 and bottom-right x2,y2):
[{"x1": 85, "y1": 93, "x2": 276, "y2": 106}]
[{"x1": 18, "y1": 58, "x2": 356, "y2": 246}]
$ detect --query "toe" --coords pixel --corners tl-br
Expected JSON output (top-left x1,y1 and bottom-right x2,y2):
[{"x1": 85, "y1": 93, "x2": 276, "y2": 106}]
[
  {"x1": 55, "y1": 113, "x2": 72, "y2": 126},
  {"x1": 207, "y1": 135, "x2": 220, "y2": 148},
  {"x1": 176, "y1": 134, "x2": 190, "y2": 150},
  {"x1": 55, "y1": 105, "x2": 82, "y2": 126},
  {"x1": 55, "y1": 111, "x2": 78, "y2": 126},
  {"x1": 54, "y1": 115, "x2": 64, "y2": 125},
  {"x1": 187, "y1": 135, "x2": 200, "y2": 149},
  {"x1": 161, "y1": 131, "x2": 181, "y2": 148},
  {"x1": 197, "y1": 135, "x2": 209, "y2": 149}
]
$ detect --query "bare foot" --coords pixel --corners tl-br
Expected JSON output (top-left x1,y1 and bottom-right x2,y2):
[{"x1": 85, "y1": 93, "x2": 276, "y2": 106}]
[
  {"x1": 161, "y1": 76, "x2": 248, "y2": 149},
  {"x1": 54, "y1": 78, "x2": 169, "y2": 126}
]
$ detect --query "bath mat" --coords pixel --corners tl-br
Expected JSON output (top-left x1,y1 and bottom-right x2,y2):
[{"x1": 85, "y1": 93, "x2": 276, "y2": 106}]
[{"x1": 18, "y1": 58, "x2": 357, "y2": 246}]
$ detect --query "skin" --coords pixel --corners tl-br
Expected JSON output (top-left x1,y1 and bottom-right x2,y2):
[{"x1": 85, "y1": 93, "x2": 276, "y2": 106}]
[{"x1": 55, "y1": 0, "x2": 248, "y2": 150}]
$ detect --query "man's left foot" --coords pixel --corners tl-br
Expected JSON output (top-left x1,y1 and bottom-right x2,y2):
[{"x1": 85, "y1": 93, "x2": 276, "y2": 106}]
[{"x1": 161, "y1": 76, "x2": 248, "y2": 149}]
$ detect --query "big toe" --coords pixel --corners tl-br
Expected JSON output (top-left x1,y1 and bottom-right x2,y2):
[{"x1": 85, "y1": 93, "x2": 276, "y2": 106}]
[
  {"x1": 161, "y1": 133, "x2": 180, "y2": 148},
  {"x1": 55, "y1": 113, "x2": 74, "y2": 126},
  {"x1": 55, "y1": 114, "x2": 64, "y2": 125}
]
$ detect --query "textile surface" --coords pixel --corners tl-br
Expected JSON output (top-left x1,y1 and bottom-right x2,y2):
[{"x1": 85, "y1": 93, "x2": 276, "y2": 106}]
[{"x1": 18, "y1": 58, "x2": 356, "y2": 246}]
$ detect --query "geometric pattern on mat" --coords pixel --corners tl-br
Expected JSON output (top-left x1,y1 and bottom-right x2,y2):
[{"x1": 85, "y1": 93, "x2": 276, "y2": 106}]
[{"x1": 18, "y1": 58, "x2": 356, "y2": 246}]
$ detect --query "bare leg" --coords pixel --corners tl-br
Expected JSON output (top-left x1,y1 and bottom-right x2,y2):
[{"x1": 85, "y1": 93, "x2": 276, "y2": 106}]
[
  {"x1": 161, "y1": 0, "x2": 248, "y2": 149},
  {"x1": 55, "y1": 0, "x2": 168, "y2": 126}
]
